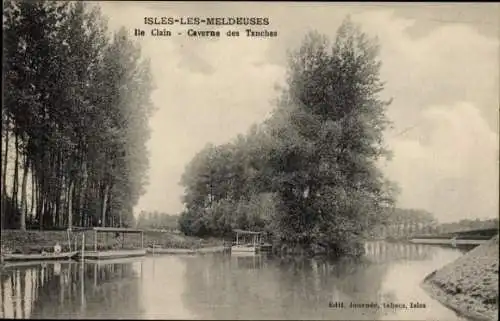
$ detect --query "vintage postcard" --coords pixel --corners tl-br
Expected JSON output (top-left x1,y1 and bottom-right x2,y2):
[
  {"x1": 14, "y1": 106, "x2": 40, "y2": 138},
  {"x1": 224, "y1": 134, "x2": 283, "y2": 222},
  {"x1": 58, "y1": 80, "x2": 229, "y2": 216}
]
[{"x1": 1, "y1": 1, "x2": 499, "y2": 320}]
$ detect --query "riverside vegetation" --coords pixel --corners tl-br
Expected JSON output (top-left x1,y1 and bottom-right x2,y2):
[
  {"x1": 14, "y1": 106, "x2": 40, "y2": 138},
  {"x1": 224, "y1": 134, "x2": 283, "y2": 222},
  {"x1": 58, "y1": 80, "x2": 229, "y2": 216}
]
[
  {"x1": 2, "y1": 1, "x2": 155, "y2": 231},
  {"x1": 178, "y1": 18, "x2": 398, "y2": 257},
  {"x1": 1, "y1": 229, "x2": 222, "y2": 254},
  {"x1": 2, "y1": 0, "x2": 427, "y2": 258}
]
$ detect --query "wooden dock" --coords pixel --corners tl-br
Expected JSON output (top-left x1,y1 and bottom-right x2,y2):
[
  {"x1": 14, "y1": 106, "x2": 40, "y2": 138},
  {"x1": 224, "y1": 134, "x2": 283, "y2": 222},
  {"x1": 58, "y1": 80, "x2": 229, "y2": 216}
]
[
  {"x1": 72, "y1": 227, "x2": 147, "y2": 261},
  {"x1": 78, "y1": 249, "x2": 147, "y2": 260},
  {"x1": 146, "y1": 246, "x2": 229, "y2": 255}
]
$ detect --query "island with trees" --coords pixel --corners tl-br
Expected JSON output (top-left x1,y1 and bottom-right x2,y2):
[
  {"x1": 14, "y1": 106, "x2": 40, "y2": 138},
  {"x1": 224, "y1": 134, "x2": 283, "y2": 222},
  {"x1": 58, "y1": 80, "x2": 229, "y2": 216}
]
[{"x1": 178, "y1": 18, "x2": 397, "y2": 256}]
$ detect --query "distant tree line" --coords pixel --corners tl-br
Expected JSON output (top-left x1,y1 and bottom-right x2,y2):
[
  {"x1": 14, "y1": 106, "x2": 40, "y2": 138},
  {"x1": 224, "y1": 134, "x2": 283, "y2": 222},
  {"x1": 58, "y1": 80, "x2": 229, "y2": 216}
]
[
  {"x1": 178, "y1": 18, "x2": 397, "y2": 256},
  {"x1": 136, "y1": 211, "x2": 180, "y2": 231},
  {"x1": 437, "y1": 218, "x2": 499, "y2": 234},
  {"x1": 375, "y1": 208, "x2": 438, "y2": 238},
  {"x1": 1, "y1": 1, "x2": 154, "y2": 230}
]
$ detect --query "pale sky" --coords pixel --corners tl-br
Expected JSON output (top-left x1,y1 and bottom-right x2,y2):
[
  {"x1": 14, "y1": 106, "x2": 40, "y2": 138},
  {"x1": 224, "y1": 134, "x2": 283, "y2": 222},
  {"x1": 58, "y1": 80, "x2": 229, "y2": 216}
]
[{"x1": 98, "y1": 2, "x2": 499, "y2": 223}]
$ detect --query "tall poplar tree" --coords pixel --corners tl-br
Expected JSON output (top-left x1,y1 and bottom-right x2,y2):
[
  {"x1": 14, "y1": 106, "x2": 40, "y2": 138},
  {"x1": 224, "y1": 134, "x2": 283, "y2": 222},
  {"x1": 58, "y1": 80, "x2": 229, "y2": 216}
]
[{"x1": 2, "y1": 1, "x2": 154, "y2": 230}]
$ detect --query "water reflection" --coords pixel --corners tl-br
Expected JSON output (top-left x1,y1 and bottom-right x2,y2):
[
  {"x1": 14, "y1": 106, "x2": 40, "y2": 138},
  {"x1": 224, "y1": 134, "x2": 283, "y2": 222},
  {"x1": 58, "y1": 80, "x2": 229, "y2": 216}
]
[
  {"x1": 180, "y1": 253, "x2": 387, "y2": 319},
  {"x1": 139, "y1": 256, "x2": 198, "y2": 319},
  {"x1": 0, "y1": 259, "x2": 144, "y2": 319},
  {"x1": 180, "y1": 242, "x2": 468, "y2": 320},
  {"x1": 0, "y1": 242, "x2": 470, "y2": 320}
]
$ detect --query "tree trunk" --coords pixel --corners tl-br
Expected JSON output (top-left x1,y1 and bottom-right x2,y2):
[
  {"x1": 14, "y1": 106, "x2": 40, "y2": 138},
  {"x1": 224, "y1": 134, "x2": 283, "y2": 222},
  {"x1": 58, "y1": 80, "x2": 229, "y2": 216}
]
[
  {"x1": 107, "y1": 184, "x2": 113, "y2": 226},
  {"x1": 78, "y1": 159, "x2": 88, "y2": 227},
  {"x1": 30, "y1": 167, "x2": 35, "y2": 224},
  {"x1": 35, "y1": 178, "x2": 42, "y2": 228},
  {"x1": 67, "y1": 181, "x2": 74, "y2": 229},
  {"x1": 39, "y1": 196, "x2": 45, "y2": 231},
  {"x1": 58, "y1": 177, "x2": 65, "y2": 228},
  {"x1": 19, "y1": 154, "x2": 29, "y2": 231},
  {"x1": 39, "y1": 153, "x2": 49, "y2": 230},
  {"x1": 11, "y1": 131, "x2": 19, "y2": 221},
  {"x1": 1, "y1": 117, "x2": 10, "y2": 227},
  {"x1": 101, "y1": 182, "x2": 109, "y2": 227},
  {"x1": 54, "y1": 154, "x2": 63, "y2": 228}
]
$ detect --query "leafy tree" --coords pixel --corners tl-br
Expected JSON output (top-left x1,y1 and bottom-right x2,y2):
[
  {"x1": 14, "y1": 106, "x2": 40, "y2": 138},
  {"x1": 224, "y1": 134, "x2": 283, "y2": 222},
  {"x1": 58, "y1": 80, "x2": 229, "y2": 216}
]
[
  {"x1": 2, "y1": 1, "x2": 154, "y2": 230},
  {"x1": 266, "y1": 19, "x2": 394, "y2": 255},
  {"x1": 136, "y1": 211, "x2": 180, "y2": 230},
  {"x1": 179, "y1": 17, "x2": 396, "y2": 257}
]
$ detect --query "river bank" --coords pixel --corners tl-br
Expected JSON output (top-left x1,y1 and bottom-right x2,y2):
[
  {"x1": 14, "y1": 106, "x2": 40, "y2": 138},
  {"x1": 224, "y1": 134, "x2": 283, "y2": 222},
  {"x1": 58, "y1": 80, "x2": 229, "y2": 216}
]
[
  {"x1": 0, "y1": 229, "x2": 224, "y2": 254},
  {"x1": 421, "y1": 235, "x2": 499, "y2": 321}
]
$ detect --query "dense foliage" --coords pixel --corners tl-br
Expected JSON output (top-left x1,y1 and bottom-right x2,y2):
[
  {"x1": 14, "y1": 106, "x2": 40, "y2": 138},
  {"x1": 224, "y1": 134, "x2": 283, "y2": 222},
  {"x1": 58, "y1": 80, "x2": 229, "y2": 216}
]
[
  {"x1": 136, "y1": 211, "x2": 180, "y2": 231},
  {"x1": 179, "y1": 18, "x2": 396, "y2": 255},
  {"x1": 1, "y1": 1, "x2": 155, "y2": 230}
]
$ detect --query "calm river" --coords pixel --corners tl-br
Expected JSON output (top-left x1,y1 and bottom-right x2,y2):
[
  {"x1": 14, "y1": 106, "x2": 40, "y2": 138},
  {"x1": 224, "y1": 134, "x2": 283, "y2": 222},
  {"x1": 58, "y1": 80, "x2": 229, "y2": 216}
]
[{"x1": 0, "y1": 241, "x2": 470, "y2": 320}]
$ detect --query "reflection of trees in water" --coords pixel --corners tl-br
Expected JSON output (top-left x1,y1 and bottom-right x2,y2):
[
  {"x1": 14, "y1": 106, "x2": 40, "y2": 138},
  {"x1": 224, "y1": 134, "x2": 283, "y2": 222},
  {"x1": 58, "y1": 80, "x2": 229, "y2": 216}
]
[
  {"x1": 181, "y1": 252, "x2": 389, "y2": 320},
  {"x1": 0, "y1": 273, "x2": 4, "y2": 317},
  {"x1": 1, "y1": 267, "x2": 37, "y2": 319},
  {"x1": 0, "y1": 261, "x2": 143, "y2": 319},
  {"x1": 80, "y1": 262, "x2": 144, "y2": 319},
  {"x1": 180, "y1": 243, "x2": 454, "y2": 319},
  {"x1": 182, "y1": 254, "x2": 278, "y2": 319},
  {"x1": 287, "y1": 255, "x2": 388, "y2": 320},
  {"x1": 316, "y1": 256, "x2": 388, "y2": 304}
]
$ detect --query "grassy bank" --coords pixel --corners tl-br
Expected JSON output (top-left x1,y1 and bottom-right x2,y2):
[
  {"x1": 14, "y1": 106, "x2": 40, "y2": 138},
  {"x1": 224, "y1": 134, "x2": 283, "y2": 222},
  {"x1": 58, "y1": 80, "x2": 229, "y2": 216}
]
[
  {"x1": 421, "y1": 235, "x2": 499, "y2": 321},
  {"x1": 0, "y1": 229, "x2": 224, "y2": 254}
]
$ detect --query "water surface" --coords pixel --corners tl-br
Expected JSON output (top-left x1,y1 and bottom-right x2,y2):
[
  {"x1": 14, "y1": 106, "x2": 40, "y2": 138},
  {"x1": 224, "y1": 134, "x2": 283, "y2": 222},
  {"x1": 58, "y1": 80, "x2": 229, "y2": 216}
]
[{"x1": 0, "y1": 241, "x2": 469, "y2": 320}]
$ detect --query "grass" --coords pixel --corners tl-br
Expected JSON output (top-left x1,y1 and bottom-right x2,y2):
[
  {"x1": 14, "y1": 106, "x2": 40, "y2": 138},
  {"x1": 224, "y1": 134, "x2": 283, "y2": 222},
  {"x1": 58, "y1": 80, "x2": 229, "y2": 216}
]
[
  {"x1": 0, "y1": 229, "x2": 223, "y2": 254},
  {"x1": 421, "y1": 235, "x2": 499, "y2": 321}
]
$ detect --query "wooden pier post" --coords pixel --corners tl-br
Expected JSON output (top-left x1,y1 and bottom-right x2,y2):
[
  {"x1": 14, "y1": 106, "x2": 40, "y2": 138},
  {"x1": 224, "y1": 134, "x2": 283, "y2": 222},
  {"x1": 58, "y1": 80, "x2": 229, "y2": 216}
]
[{"x1": 67, "y1": 228, "x2": 72, "y2": 252}]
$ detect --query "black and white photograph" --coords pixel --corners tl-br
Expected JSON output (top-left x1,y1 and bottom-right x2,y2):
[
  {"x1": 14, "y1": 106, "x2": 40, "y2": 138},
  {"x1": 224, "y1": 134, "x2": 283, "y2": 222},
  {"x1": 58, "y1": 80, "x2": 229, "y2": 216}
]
[{"x1": 1, "y1": 1, "x2": 499, "y2": 320}]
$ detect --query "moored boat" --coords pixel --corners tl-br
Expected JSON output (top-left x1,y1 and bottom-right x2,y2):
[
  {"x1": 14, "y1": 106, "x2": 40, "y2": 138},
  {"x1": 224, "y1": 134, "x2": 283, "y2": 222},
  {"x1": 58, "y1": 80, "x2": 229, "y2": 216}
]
[
  {"x1": 146, "y1": 247, "x2": 196, "y2": 255},
  {"x1": 196, "y1": 246, "x2": 230, "y2": 254},
  {"x1": 231, "y1": 229, "x2": 270, "y2": 255},
  {"x1": 1, "y1": 260, "x2": 78, "y2": 269},
  {"x1": 146, "y1": 245, "x2": 229, "y2": 255},
  {"x1": 232, "y1": 244, "x2": 258, "y2": 254},
  {"x1": 78, "y1": 249, "x2": 147, "y2": 261},
  {"x1": 84, "y1": 256, "x2": 145, "y2": 265},
  {"x1": 2, "y1": 251, "x2": 79, "y2": 262}
]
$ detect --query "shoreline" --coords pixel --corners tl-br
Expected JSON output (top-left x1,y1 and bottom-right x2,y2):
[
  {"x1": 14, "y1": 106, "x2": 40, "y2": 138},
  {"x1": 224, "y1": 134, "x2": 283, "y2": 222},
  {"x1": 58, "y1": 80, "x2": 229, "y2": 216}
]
[
  {"x1": 0, "y1": 229, "x2": 225, "y2": 254},
  {"x1": 420, "y1": 235, "x2": 499, "y2": 321},
  {"x1": 421, "y1": 280, "x2": 493, "y2": 321}
]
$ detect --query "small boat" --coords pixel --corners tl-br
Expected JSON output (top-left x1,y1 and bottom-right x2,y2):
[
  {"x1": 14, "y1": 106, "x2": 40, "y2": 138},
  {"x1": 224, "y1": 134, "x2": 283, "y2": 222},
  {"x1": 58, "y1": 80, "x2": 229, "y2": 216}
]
[
  {"x1": 2, "y1": 251, "x2": 79, "y2": 262},
  {"x1": 1, "y1": 260, "x2": 78, "y2": 270},
  {"x1": 85, "y1": 256, "x2": 145, "y2": 265},
  {"x1": 146, "y1": 247, "x2": 196, "y2": 255},
  {"x1": 79, "y1": 249, "x2": 147, "y2": 261},
  {"x1": 231, "y1": 229, "x2": 269, "y2": 255},
  {"x1": 232, "y1": 244, "x2": 258, "y2": 254},
  {"x1": 196, "y1": 246, "x2": 230, "y2": 254},
  {"x1": 1, "y1": 228, "x2": 77, "y2": 263},
  {"x1": 146, "y1": 245, "x2": 229, "y2": 255}
]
